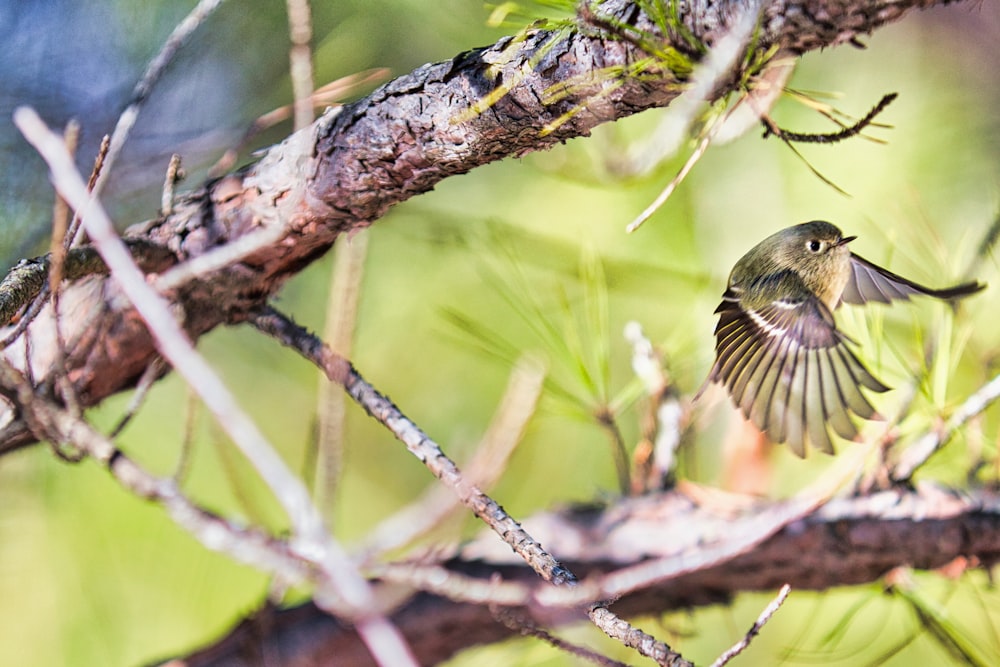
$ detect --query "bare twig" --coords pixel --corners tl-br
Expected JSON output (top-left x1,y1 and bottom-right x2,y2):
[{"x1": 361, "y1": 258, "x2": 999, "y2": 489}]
[
  {"x1": 623, "y1": 1, "x2": 761, "y2": 232},
  {"x1": 316, "y1": 231, "x2": 369, "y2": 514},
  {"x1": 49, "y1": 120, "x2": 79, "y2": 296},
  {"x1": 710, "y1": 584, "x2": 791, "y2": 667},
  {"x1": 46, "y1": 120, "x2": 81, "y2": 405},
  {"x1": 286, "y1": 0, "x2": 315, "y2": 132},
  {"x1": 361, "y1": 353, "x2": 545, "y2": 556},
  {"x1": 249, "y1": 307, "x2": 712, "y2": 665},
  {"x1": 493, "y1": 607, "x2": 631, "y2": 667},
  {"x1": 755, "y1": 92, "x2": 898, "y2": 195},
  {"x1": 761, "y1": 92, "x2": 897, "y2": 143},
  {"x1": 0, "y1": 357, "x2": 310, "y2": 584},
  {"x1": 588, "y1": 605, "x2": 691, "y2": 667},
  {"x1": 374, "y1": 563, "x2": 533, "y2": 607},
  {"x1": 74, "y1": 0, "x2": 225, "y2": 245},
  {"x1": 248, "y1": 306, "x2": 577, "y2": 586},
  {"x1": 152, "y1": 224, "x2": 286, "y2": 291},
  {"x1": 64, "y1": 134, "x2": 109, "y2": 247},
  {"x1": 14, "y1": 108, "x2": 417, "y2": 667},
  {"x1": 160, "y1": 153, "x2": 184, "y2": 216},
  {"x1": 891, "y1": 371, "x2": 1000, "y2": 482},
  {"x1": 109, "y1": 357, "x2": 166, "y2": 438}
]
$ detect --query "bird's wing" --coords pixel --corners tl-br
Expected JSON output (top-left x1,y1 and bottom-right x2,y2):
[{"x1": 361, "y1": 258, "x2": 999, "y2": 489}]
[
  {"x1": 710, "y1": 272, "x2": 888, "y2": 456},
  {"x1": 842, "y1": 253, "x2": 985, "y2": 305}
]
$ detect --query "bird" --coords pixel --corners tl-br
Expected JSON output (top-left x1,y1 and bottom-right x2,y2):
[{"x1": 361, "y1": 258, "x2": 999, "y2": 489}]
[{"x1": 703, "y1": 220, "x2": 985, "y2": 457}]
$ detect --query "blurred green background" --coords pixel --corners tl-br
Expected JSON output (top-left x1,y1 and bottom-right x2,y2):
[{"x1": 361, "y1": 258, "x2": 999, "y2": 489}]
[{"x1": 0, "y1": 1, "x2": 998, "y2": 665}]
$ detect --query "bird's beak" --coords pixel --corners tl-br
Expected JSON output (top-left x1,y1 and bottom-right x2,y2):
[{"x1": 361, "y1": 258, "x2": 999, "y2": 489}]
[{"x1": 836, "y1": 235, "x2": 857, "y2": 247}]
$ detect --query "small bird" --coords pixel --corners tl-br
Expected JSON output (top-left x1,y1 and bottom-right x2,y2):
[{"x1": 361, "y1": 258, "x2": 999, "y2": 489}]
[{"x1": 704, "y1": 221, "x2": 985, "y2": 457}]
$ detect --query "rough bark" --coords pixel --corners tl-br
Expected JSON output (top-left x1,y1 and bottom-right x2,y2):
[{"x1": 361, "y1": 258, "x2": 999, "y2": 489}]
[
  {"x1": 176, "y1": 485, "x2": 1000, "y2": 666},
  {"x1": 0, "y1": 0, "x2": 962, "y2": 453}
]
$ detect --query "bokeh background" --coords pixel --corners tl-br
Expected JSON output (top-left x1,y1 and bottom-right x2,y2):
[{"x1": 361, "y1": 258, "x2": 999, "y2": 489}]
[{"x1": 0, "y1": 1, "x2": 999, "y2": 665}]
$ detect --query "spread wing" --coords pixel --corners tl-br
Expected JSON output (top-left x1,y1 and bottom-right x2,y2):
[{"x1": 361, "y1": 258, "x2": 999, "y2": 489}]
[
  {"x1": 708, "y1": 272, "x2": 889, "y2": 457},
  {"x1": 842, "y1": 253, "x2": 985, "y2": 305}
]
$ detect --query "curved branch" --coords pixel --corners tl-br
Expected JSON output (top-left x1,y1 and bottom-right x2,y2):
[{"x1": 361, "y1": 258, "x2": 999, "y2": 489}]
[{"x1": 0, "y1": 0, "x2": 962, "y2": 445}]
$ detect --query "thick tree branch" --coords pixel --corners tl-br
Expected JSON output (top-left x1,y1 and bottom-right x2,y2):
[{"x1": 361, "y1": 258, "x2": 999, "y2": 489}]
[
  {"x1": 178, "y1": 484, "x2": 1000, "y2": 665},
  {"x1": 0, "y1": 0, "x2": 962, "y2": 453}
]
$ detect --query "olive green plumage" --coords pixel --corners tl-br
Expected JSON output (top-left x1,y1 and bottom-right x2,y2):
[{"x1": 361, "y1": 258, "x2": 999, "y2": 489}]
[{"x1": 706, "y1": 221, "x2": 984, "y2": 457}]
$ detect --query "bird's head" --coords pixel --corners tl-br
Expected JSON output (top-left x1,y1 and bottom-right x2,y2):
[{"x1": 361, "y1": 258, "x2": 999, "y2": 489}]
[{"x1": 775, "y1": 221, "x2": 853, "y2": 295}]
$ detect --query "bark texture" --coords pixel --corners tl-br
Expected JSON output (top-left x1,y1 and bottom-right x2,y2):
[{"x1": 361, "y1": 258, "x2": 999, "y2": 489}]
[{"x1": 177, "y1": 485, "x2": 1000, "y2": 666}]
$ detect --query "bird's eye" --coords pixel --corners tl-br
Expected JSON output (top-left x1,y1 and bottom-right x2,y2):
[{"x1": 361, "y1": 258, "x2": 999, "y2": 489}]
[{"x1": 806, "y1": 239, "x2": 824, "y2": 253}]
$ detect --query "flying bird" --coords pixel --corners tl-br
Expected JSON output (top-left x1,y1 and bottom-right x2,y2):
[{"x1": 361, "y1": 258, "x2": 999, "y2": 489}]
[{"x1": 704, "y1": 220, "x2": 985, "y2": 456}]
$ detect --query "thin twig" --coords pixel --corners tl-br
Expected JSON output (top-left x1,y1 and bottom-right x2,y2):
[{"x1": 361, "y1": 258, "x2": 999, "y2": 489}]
[
  {"x1": 152, "y1": 225, "x2": 285, "y2": 292},
  {"x1": 710, "y1": 584, "x2": 791, "y2": 667},
  {"x1": 286, "y1": 0, "x2": 315, "y2": 132},
  {"x1": 374, "y1": 563, "x2": 533, "y2": 607},
  {"x1": 0, "y1": 356, "x2": 311, "y2": 584},
  {"x1": 49, "y1": 120, "x2": 79, "y2": 296},
  {"x1": 72, "y1": 0, "x2": 226, "y2": 245},
  {"x1": 14, "y1": 107, "x2": 417, "y2": 667},
  {"x1": 588, "y1": 605, "x2": 691, "y2": 667},
  {"x1": 47, "y1": 120, "x2": 81, "y2": 408},
  {"x1": 761, "y1": 92, "x2": 897, "y2": 144},
  {"x1": 248, "y1": 306, "x2": 578, "y2": 586},
  {"x1": 64, "y1": 135, "x2": 109, "y2": 247},
  {"x1": 891, "y1": 371, "x2": 1000, "y2": 482},
  {"x1": 361, "y1": 353, "x2": 545, "y2": 556},
  {"x1": 316, "y1": 232, "x2": 368, "y2": 514},
  {"x1": 494, "y1": 606, "x2": 631, "y2": 667},
  {"x1": 160, "y1": 153, "x2": 184, "y2": 216},
  {"x1": 109, "y1": 357, "x2": 166, "y2": 438}
]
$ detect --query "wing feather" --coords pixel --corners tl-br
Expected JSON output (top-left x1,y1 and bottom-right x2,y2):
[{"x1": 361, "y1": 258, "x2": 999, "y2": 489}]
[
  {"x1": 843, "y1": 254, "x2": 985, "y2": 305},
  {"x1": 708, "y1": 271, "x2": 888, "y2": 456}
]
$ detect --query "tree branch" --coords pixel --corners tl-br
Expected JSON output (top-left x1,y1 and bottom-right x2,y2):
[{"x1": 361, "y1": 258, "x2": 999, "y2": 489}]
[
  {"x1": 178, "y1": 484, "x2": 1000, "y2": 666},
  {"x1": 0, "y1": 0, "x2": 962, "y2": 453}
]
